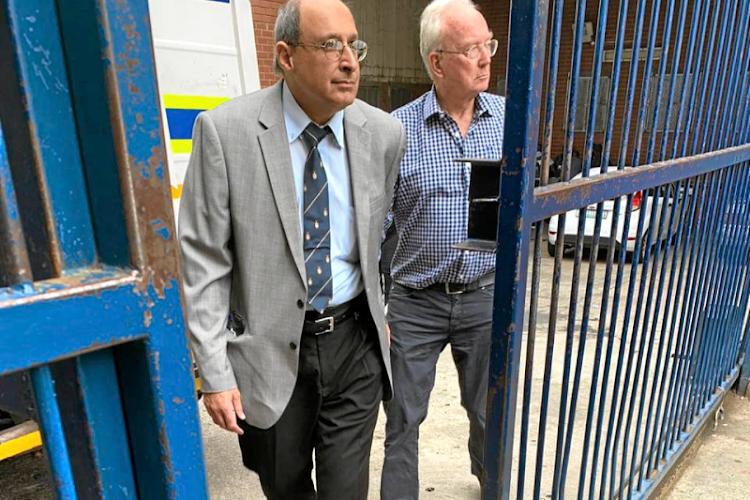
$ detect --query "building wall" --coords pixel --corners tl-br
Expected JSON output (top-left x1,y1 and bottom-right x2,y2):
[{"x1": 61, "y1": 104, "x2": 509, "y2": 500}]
[{"x1": 250, "y1": 0, "x2": 283, "y2": 88}]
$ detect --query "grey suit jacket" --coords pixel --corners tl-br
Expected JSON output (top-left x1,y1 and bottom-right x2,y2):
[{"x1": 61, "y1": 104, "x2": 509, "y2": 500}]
[{"x1": 178, "y1": 81, "x2": 406, "y2": 429}]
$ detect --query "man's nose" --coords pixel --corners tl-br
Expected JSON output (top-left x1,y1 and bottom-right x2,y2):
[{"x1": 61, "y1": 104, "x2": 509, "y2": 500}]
[
  {"x1": 339, "y1": 45, "x2": 358, "y2": 72},
  {"x1": 478, "y1": 46, "x2": 492, "y2": 66}
]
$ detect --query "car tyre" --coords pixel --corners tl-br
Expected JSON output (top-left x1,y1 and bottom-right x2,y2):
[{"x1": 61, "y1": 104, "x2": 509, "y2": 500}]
[{"x1": 547, "y1": 241, "x2": 556, "y2": 257}]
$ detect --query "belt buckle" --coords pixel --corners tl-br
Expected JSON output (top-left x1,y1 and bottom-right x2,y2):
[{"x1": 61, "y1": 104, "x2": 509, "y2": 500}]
[
  {"x1": 445, "y1": 283, "x2": 464, "y2": 295},
  {"x1": 315, "y1": 316, "x2": 335, "y2": 334}
]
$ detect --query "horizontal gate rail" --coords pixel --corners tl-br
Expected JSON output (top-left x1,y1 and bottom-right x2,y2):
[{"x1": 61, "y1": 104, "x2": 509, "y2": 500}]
[{"x1": 531, "y1": 144, "x2": 750, "y2": 222}]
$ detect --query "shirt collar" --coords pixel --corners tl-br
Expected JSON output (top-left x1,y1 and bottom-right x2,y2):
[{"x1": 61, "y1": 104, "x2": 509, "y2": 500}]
[
  {"x1": 422, "y1": 86, "x2": 494, "y2": 123},
  {"x1": 282, "y1": 81, "x2": 344, "y2": 148}
]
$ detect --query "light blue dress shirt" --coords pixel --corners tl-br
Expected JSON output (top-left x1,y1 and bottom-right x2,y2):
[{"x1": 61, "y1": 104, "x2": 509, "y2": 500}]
[{"x1": 282, "y1": 82, "x2": 362, "y2": 307}]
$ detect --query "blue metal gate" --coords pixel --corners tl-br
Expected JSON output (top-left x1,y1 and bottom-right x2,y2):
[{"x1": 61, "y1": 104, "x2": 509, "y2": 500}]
[
  {"x1": 483, "y1": 0, "x2": 750, "y2": 498},
  {"x1": 0, "y1": 0, "x2": 207, "y2": 498}
]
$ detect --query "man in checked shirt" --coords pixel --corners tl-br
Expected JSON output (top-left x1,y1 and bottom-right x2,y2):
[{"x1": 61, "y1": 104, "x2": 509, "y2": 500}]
[{"x1": 380, "y1": 0, "x2": 504, "y2": 498}]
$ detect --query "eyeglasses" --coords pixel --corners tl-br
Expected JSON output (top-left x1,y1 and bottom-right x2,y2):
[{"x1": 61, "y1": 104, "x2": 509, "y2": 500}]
[
  {"x1": 436, "y1": 39, "x2": 499, "y2": 60},
  {"x1": 293, "y1": 39, "x2": 369, "y2": 62}
]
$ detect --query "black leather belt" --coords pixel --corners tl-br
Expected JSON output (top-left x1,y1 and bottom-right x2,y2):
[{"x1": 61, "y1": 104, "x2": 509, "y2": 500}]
[
  {"x1": 303, "y1": 296, "x2": 361, "y2": 335},
  {"x1": 424, "y1": 273, "x2": 495, "y2": 295}
]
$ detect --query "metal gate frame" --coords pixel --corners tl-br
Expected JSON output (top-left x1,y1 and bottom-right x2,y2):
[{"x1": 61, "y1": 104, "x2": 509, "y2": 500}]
[
  {"x1": 0, "y1": 0, "x2": 207, "y2": 498},
  {"x1": 483, "y1": 1, "x2": 750, "y2": 499}
]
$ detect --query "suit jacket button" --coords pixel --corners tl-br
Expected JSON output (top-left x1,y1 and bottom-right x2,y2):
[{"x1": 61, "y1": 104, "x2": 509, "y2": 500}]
[
  {"x1": 297, "y1": 299, "x2": 304, "y2": 309},
  {"x1": 289, "y1": 342, "x2": 297, "y2": 350}
]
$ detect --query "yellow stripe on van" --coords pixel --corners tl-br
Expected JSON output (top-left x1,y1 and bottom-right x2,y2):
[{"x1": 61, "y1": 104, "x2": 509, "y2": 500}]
[
  {"x1": 163, "y1": 94, "x2": 230, "y2": 110},
  {"x1": 170, "y1": 139, "x2": 194, "y2": 154}
]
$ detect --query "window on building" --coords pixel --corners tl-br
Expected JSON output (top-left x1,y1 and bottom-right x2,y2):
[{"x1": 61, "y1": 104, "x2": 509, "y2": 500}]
[
  {"x1": 645, "y1": 74, "x2": 694, "y2": 133},
  {"x1": 565, "y1": 74, "x2": 611, "y2": 133}
]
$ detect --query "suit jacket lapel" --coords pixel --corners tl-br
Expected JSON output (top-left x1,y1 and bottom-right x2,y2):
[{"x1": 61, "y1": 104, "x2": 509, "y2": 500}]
[
  {"x1": 344, "y1": 104, "x2": 373, "y2": 281},
  {"x1": 258, "y1": 82, "x2": 306, "y2": 283}
]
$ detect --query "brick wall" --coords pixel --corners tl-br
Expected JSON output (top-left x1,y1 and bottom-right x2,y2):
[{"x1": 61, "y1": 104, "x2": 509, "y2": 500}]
[{"x1": 250, "y1": 0, "x2": 283, "y2": 88}]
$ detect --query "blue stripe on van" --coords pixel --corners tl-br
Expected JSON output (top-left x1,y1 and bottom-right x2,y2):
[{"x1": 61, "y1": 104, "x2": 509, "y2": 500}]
[{"x1": 165, "y1": 108, "x2": 202, "y2": 140}]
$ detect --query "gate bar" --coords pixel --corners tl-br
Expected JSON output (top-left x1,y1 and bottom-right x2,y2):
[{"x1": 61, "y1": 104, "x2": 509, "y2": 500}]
[
  {"x1": 30, "y1": 365, "x2": 77, "y2": 500},
  {"x1": 482, "y1": 0, "x2": 548, "y2": 497},
  {"x1": 0, "y1": 123, "x2": 31, "y2": 287},
  {"x1": 3, "y1": 0, "x2": 97, "y2": 273}
]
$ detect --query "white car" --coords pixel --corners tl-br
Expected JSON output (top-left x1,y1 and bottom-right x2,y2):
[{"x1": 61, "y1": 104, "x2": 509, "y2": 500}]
[{"x1": 547, "y1": 168, "x2": 676, "y2": 258}]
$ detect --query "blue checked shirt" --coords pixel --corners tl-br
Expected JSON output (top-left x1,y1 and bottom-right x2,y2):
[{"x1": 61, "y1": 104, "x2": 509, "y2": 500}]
[{"x1": 389, "y1": 88, "x2": 505, "y2": 289}]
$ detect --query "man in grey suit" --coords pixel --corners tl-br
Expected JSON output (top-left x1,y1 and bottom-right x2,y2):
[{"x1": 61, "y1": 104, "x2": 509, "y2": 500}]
[{"x1": 178, "y1": 0, "x2": 406, "y2": 498}]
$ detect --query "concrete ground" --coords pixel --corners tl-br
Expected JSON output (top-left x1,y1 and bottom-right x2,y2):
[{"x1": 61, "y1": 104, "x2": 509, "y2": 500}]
[
  {"x1": 1, "y1": 353, "x2": 748, "y2": 500},
  {"x1": 199, "y1": 351, "x2": 750, "y2": 500},
  {"x1": 663, "y1": 392, "x2": 750, "y2": 500}
]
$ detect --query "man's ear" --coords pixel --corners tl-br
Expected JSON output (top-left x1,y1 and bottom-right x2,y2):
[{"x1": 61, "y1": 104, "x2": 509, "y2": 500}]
[
  {"x1": 428, "y1": 52, "x2": 443, "y2": 79},
  {"x1": 276, "y1": 42, "x2": 294, "y2": 72}
]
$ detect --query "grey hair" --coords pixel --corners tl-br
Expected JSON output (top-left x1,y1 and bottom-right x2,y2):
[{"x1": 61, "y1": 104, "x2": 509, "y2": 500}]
[
  {"x1": 273, "y1": 0, "x2": 302, "y2": 75},
  {"x1": 419, "y1": 0, "x2": 480, "y2": 80}
]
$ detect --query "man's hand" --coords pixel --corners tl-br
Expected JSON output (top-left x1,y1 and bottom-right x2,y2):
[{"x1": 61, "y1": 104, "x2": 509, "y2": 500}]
[
  {"x1": 386, "y1": 322, "x2": 391, "y2": 346},
  {"x1": 203, "y1": 388, "x2": 246, "y2": 435}
]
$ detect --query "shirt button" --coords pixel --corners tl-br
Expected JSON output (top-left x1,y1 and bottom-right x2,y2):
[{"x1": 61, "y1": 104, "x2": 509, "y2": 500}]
[
  {"x1": 297, "y1": 299, "x2": 304, "y2": 309},
  {"x1": 289, "y1": 342, "x2": 297, "y2": 350}
]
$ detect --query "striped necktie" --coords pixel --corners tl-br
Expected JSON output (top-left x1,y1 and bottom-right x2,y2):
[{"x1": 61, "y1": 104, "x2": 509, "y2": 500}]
[{"x1": 301, "y1": 123, "x2": 333, "y2": 312}]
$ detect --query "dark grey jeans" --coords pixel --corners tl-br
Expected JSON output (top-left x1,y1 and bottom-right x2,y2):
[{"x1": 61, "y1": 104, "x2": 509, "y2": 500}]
[{"x1": 381, "y1": 283, "x2": 493, "y2": 500}]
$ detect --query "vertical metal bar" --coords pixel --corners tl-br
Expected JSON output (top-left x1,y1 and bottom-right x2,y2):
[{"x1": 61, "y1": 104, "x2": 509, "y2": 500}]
[
  {"x1": 573, "y1": 0, "x2": 615, "y2": 493},
  {"x1": 688, "y1": 0, "x2": 723, "y2": 155},
  {"x1": 91, "y1": 0, "x2": 210, "y2": 497},
  {"x1": 660, "y1": 0, "x2": 718, "y2": 455},
  {"x1": 691, "y1": 170, "x2": 736, "y2": 415},
  {"x1": 654, "y1": 177, "x2": 698, "y2": 462},
  {"x1": 532, "y1": 0, "x2": 567, "y2": 497},
  {"x1": 612, "y1": 1, "x2": 669, "y2": 495},
  {"x1": 0, "y1": 122, "x2": 32, "y2": 287},
  {"x1": 677, "y1": 172, "x2": 722, "y2": 433},
  {"x1": 643, "y1": 177, "x2": 691, "y2": 476},
  {"x1": 690, "y1": 169, "x2": 732, "y2": 418},
  {"x1": 665, "y1": 173, "x2": 711, "y2": 451},
  {"x1": 710, "y1": 167, "x2": 746, "y2": 388},
  {"x1": 669, "y1": 0, "x2": 711, "y2": 160},
  {"x1": 624, "y1": 0, "x2": 680, "y2": 483},
  {"x1": 552, "y1": 0, "x2": 594, "y2": 495},
  {"x1": 712, "y1": 0, "x2": 749, "y2": 149},
  {"x1": 725, "y1": 169, "x2": 750, "y2": 374},
  {"x1": 620, "y1": 189, "x2": 666, "y2": 499},
  {"x1": 641, "y1": 0, "x2": 696, "y2": 478},
  {"x1": 75, "y1": 350, "x2": 138, "y2": 499},
  {"x1": 629, "y1": 0, "x2": 664, "y2": 168},
  {"x1": 517, "y1": 220, "x2": 539, "y2": 500},
  {"x1": 2, "y1": 0, "x2": 97, "y2": 272},
  {"x1": 632, "y1": 183, "x2": 681, "y2": 491},
  {"x1": 666, "y1": 0, "x2": 724, "y2": 447},
  {"x1": 483, "y1": 1, "x2": 548, "y2": 498},
  {"x1": 658, "y1": 0, "x2": 694, "y2": 163},
  {"x1": 55, "y1": 0, "x2": 131, "y2": 267},
  {"x1": 30, "y1": 365, "x2": 78, "y2": 500},
  {"x1": 600, "y1": 2, "x2": 657, "y2": 490},
  {"x1": 699, "y1": 0, "x2": 740, "y2": 152},
  {"x1": 585, "y1": 3, "x2": 633, "y2": 498}
]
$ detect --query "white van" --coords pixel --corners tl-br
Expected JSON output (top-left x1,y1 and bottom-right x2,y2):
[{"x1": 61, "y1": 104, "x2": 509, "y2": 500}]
[{"x1": 148, "y1": 0, "x2": 261, "y2": 219}]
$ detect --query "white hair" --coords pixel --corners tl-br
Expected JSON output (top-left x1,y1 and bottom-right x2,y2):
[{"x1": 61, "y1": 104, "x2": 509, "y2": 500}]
[{"x1": 419, "y1": 0, "x2": 480, "y2": 80}]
